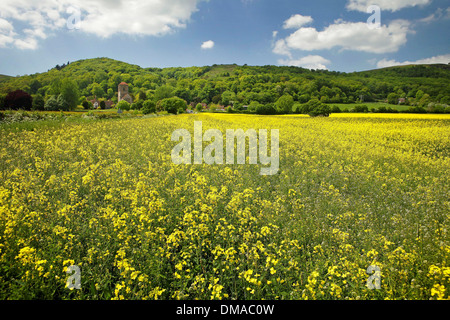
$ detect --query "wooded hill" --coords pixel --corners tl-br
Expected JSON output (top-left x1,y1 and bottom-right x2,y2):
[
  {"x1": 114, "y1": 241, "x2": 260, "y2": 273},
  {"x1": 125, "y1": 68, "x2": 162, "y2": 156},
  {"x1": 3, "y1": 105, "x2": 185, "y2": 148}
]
[{"x1": 0, "y1": 57, "x2": 449, "y2": 111}]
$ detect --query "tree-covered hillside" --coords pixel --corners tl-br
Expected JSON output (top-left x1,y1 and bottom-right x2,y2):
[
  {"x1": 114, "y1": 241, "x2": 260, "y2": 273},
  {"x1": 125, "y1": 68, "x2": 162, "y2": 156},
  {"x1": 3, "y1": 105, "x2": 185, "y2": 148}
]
[{"x1": 0, "y1": 57, "x2": 449, "y2": 114}]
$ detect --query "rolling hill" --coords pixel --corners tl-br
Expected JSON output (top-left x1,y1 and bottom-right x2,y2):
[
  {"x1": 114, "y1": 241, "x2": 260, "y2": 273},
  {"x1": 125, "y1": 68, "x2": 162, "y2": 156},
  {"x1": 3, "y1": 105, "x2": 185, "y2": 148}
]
[{"x1": 0, "y1": 57, "x2": 449, "y2": 110}]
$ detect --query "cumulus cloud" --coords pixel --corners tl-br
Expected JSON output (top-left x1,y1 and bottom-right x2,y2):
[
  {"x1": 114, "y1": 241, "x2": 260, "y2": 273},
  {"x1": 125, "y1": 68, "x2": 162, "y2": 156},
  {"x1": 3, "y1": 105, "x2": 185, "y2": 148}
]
[
  {"x1": 346, "y1": 0, "x2": 431, "y2": 12},
  {"x1": 201, "y1": 40, "x2": 215, "y2": 49},
  {"x1": 418, "y1": 7, "x2": 450, "y2": 24},
  {"x1": 283, "y1": 14, "x2": 313, "y2": 29},
  {"x1": 273, "y1": 39, "x2": 292, "y2": 57},
  {"x1": 0, "y1": 0, "x2": 206, "y2": 49},
  {"x1": 377, "y1": 54, "x2": 450, "y2": 68},
  {"x1": 278, "y1": 55, "x2": 331, "y2": 70},
  {"x1": 0, "y1": 18, "x2": 16, "y2": 48},
  {"x1": 274, "y1": 18, "x2": 411, "y2": 56}
]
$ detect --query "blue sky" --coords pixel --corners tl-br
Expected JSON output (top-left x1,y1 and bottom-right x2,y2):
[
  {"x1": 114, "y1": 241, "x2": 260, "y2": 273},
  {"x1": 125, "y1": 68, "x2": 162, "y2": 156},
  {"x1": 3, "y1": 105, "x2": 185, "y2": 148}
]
[{"x1": 0, "y1": 0, "x2": 449, "y2": 76}]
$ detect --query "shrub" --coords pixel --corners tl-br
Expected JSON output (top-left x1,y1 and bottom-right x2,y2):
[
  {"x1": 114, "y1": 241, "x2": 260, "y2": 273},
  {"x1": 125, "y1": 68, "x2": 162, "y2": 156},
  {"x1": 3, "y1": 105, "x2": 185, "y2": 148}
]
[
  {"x1": 142, "y1": 100, "x2": 156, "y2": 114},
  {"x1": 299, "y1": 98, "x2": 321, "y2": 114},
  {"x1": 32, "y1": 94, "x2": 45, "y2": 111},
  {"x1": 5, "y1": 90, "x2": 32, "y2": 110},
  {"x1": 159, "y1": 97, "x2": 187, "y2": 115},
  {"x1": 351, "y1": 105, "x2": 369, "y2": 113},
  {"x1": 292, "y1": 103, "x2": 302, "y2": 114},
  {"x1": 256, "y1": 103, "x2": 277, "y2": 115},
  {"x1": 275, "y1": 95, "x2": 294, "y2": 114},
  {"x1": 44, "y1": 96, "x2": 60, "y2": 111},
  {"x1": 57, "y1": 94, "x2": 70, "y2": 111},
  {"x1": 82, "y1": 100, "x2": 93, "y2": 110},
  {"x1": 308, "y1": 104, "x2": 331, "y2": 117},
  {"x1": 0, "y1": 94, "x2": 6, "y2": 110},
  {"x1": 331, "y1": 105, "x2": 342, "y2": 113},
  {"x1": 131, "y1": 101, "x2": 143, "y2": 110},
  {"x1": 116, "y1": 100, "x2": 131, "y2": 111},
  {"x1": 407, "y1": 106, "x2": 427, "y2": 113}
]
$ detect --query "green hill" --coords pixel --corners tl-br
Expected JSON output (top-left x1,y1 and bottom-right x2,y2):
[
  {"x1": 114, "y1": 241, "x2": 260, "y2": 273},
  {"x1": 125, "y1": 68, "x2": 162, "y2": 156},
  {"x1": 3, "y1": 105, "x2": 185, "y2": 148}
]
[
  {"x1": 0, "y1": 74, "x2": 12, "y2": 83},
  {"x1": 355, "y1": 63, "x2": 450, "y2": 79},
  {"x1": 0, "y1": 57, "x2": 449, "y2": 110}
]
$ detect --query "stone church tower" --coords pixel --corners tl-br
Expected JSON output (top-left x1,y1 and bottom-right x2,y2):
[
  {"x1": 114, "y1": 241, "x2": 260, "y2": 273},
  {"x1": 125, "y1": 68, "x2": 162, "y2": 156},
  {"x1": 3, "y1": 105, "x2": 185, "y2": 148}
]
[{"x1": 118, "y1": 82, "x2": 133, "y2": 104}]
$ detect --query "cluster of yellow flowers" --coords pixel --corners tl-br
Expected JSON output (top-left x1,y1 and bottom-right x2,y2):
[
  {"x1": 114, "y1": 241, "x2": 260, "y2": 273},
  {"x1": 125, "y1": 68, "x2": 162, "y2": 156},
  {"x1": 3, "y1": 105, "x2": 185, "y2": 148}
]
[{"x1": 0, "y1": 112, "x2": 448, "y2": 299}]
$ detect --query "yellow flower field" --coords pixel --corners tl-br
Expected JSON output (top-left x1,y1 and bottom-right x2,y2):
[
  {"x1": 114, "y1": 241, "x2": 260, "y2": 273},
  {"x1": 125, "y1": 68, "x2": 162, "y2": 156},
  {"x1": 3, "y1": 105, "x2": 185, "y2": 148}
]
[{"x1": 0, "y1": 113, "x2": 449, "y2": 300}]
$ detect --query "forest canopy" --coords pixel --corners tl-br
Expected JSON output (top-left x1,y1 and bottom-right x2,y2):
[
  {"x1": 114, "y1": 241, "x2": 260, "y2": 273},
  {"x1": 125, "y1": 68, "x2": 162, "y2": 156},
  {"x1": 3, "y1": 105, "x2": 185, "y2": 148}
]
[{"x1": 0, "y1": 57, "x2": 449, "y2": 113}]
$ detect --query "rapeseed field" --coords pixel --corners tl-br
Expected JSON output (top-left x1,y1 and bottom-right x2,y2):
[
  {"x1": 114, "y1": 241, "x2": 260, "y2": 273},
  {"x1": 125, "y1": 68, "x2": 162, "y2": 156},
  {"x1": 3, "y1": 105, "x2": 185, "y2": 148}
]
[{"x1": 0, "y1": 113, "x2": 448, "y2": 300}]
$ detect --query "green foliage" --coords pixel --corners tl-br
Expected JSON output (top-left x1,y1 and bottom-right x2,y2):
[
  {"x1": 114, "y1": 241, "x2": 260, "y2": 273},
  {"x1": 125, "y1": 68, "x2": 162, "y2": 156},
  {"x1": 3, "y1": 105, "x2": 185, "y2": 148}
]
[
  {"x1": 275, "y1": 95, "x2": 294, "y2": 114},
  {"x1": 416, "y1": 90, "x2": 425, "y2": 100},
  {"x1": 441, "y1": 96, "x2": 450, "y2": 105},
  {"x1": 0, "y1": 93, "x2": 6, "y2": 110},
  {"x1": 195, "y1": 103, "x2": 203, "y2": 112},
  {"x1": 56, "y1": 94, "x2": 70, "y2": 111},
  {"x1": 0, "y1": 57, "x2": 449, "y2": 116},
  {"x1": 155, "y1": 85, "x2": 174, "y2": 101},
  {"x1": 419, "y1": 94, "x2": 432, "y2": 107},
  {"x1": 308, "y1": 104, "x2": 331, "y2": 117},
  {"x1": 91, "y1": 83, "x2": 105, "y2": 98},
  {"x1": 44, "y1": 96, "x2": 60, "y2": 111},
  {"x1": 248, "y1": 101, "x2": 262, "y2": 113},
  {"x1": 299, "y1": 98, "x2": 322, "y2": 114},
  {"x1": 82, "y1": 100, "x2": 92, "y2": 110},
  {"x1": 331, "y1": 105, "x2": 342, "y2": 113},
  {"x1": 350, "y1": 105, "x2": 369, "y2": 113},
  {"x1": 292, "y1": 103, "x2": 302, "y2": 114},
  {"x1": 32, "y1": 94, "x2": 45, "y2": 111},
  {"x1": 137, "y1": 90, "x2": 147, "y2": 101},
  {"x1": 221, "y1": 90, "x2": 236, "y2": 106},
  {"x1": 116, "y1": 100, "x2": 130, "y2": 111},
  {"x1": 60, "y1": 79, "x2": 80, "y2": 110},
  {"x1": 255, "y1": 103, "x2": 277, "y2": 115},
  {"x1": 387, "y1": 93, "x2": 399, "y2": 105},
  {"x1": 142, "y1": 100, "x2": 156, "y2": 114},
  {"x1": 159, "y1": 97, "x2": 187, "y2": 114},
  {"x1": 131, "y1": 101, "x2": 143, "y2": 110}
]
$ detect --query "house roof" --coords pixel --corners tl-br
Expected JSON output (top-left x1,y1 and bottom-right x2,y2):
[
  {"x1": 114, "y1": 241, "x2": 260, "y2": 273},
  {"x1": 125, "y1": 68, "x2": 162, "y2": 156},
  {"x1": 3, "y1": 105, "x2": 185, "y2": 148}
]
[{"x1": 119, "y1": 82, "x2": 128, "y2": 86}]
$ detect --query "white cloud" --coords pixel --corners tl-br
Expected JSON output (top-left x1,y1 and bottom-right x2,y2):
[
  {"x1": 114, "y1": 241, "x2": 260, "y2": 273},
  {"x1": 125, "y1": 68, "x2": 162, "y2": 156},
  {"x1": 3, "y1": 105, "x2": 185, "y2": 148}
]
[
  {"x1": 201, "y1": 40, "x2": 215, "y2": 49},
  {"x1": 377, "y1": 54, "x2": 450, "y2": 68},
  {"x1": 0, "y1": 18, "x2": 16, "y2": 48},
  {"x1": 274, "y1": 19, "x2": 411, "y2": 56},
  {"x1": 283, "y1": 14, "x2": 313, "y2": 29},
  {"x1": 418, "y1": 8, "x2": 450, "y2": 24},
  {"x1": 0, "y1": 0, "x2": 206, "y2": 49},
  {"x1": 14, "y1": 37, "x2": 39, "y2": 50},
  {"x1": 278, "y1": 55, "x2": 331, "y2": 70},
  {"x1": 273, "y1": 39, "x2": 292, "y2": 57},
  {"x1": 346, "y1": 0, "x2": 431, "y2": 12}
]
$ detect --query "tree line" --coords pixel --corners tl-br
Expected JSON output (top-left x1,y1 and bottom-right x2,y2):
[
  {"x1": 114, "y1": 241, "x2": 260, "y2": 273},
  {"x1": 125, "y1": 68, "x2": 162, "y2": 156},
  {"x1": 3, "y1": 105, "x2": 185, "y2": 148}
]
[{"x1": 1, "y1": 58, "x2": 449, "y2": 115}]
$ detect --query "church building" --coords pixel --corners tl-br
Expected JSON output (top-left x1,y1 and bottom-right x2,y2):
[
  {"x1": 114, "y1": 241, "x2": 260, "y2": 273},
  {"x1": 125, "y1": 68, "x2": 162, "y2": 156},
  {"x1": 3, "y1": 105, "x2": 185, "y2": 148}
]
[{"x1": 118, "y1": 82, "x2": 133, "y2": 104}]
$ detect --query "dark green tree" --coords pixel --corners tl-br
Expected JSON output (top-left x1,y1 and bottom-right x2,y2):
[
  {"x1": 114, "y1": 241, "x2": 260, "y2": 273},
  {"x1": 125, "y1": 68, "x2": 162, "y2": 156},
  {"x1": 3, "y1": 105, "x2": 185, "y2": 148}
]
[
  {"x1": 142, "y1": 100, "x2": 156, "y2": 114},
  {"x1": 60, "y1": 79, "x2": 80, "y2": 110},
  {"x1": 44, "y1": 95, "x2": 60, "y2": 111},
  {"x1": 387, "y1": 93, "x2": 399, "y2": 105},
  {"x1": 275, "y1": 94, "x2": 294, "y2": 114},
  {"x1": 32, "y1": 94, "x2": 45, "y2": 110},
  {"x1": 160, "y1": 97, "x2": 187, "y2": 114},
  {"x1": 116, "y1": 100, "x2": 130, "y2": 111}
]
